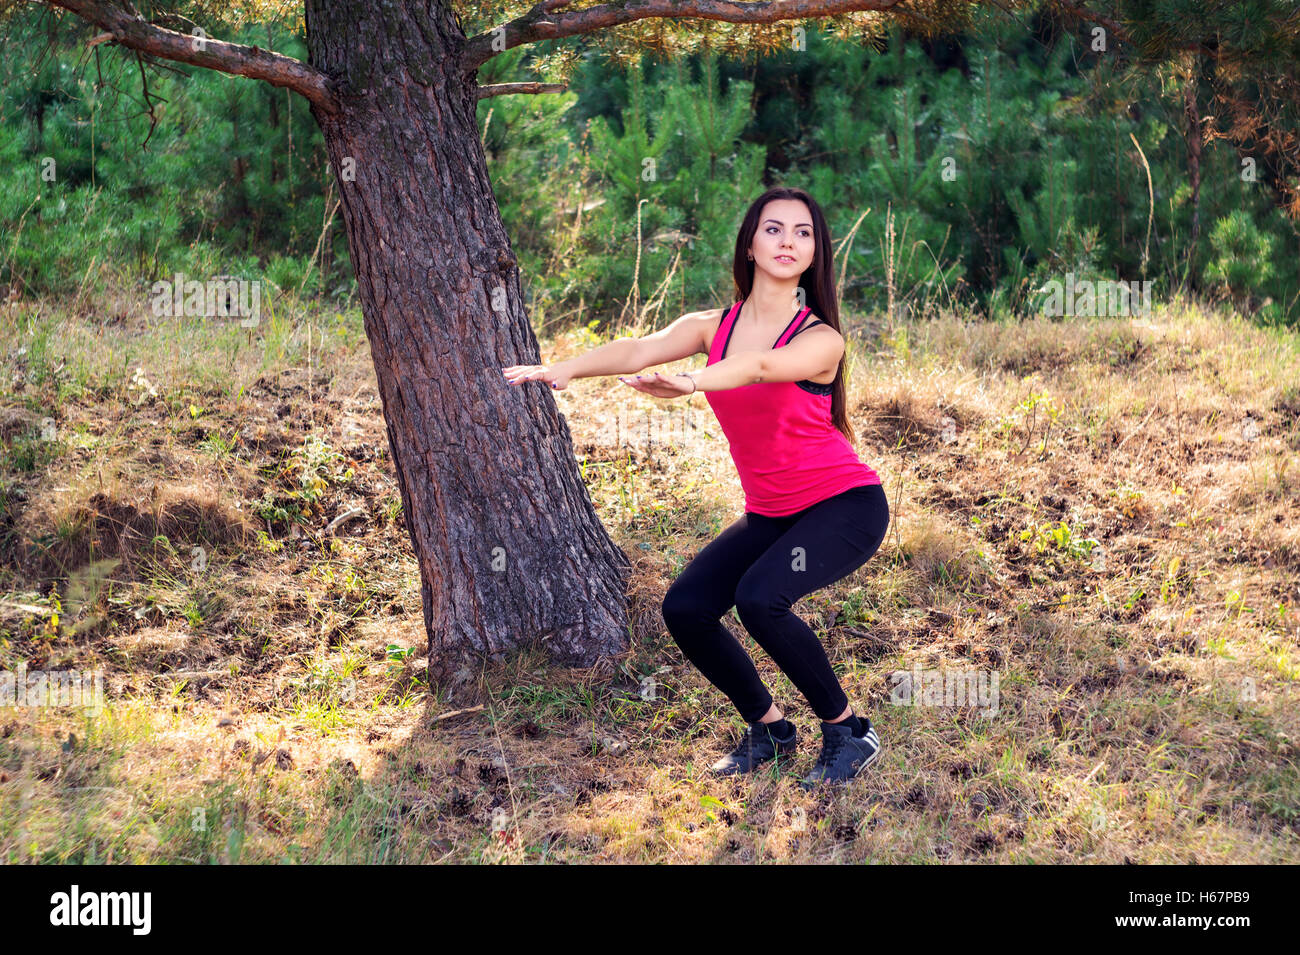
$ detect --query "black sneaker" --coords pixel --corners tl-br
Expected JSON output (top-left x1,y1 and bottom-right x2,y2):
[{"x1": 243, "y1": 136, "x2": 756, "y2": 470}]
[
  {"x1": 799, "y1": 718, "x2": 881, "y2": 790},
  {"x1": 710, "y1": 720, "x2": 799, "y2": 776}
]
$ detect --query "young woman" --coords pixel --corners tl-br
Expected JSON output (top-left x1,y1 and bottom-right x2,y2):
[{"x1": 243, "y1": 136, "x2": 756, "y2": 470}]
[{"x1": 503, "y1": 186, "x2": 890, "y2": 790}]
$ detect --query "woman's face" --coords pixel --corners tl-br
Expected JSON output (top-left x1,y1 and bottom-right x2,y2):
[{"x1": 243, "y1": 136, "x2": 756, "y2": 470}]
[{"x1": 749, "y1": 199, "x2": 815, "y2": 278}]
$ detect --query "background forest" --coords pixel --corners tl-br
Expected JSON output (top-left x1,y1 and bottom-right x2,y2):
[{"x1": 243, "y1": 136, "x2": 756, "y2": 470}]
[{"x1": 2, "y1": 5, "x2": 1296, "y2": 332}]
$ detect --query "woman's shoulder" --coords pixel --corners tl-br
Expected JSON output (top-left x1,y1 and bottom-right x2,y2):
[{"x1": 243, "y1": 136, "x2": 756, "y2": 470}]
[
  {"x1": 689, "y1": 304, "x2": 733, "y2": 336},
  {"x1": 692, "y1": 305, "x2": 736, "y2": 358},
  {"x1": 678, "y1": 305, "x2": 730, "y2": 323},
  {"x1": 695, "y1": 305, "x2": 732, "y2": 320}
]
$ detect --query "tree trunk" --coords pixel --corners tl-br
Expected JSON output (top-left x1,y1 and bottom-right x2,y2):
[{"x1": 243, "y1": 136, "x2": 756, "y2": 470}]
[
  {"x1": 1183, "y1": 61, "x2": 1203, "y2": 292},
  {"x1": 303, "y1": 0, "x2": 634, "y2": 698}
]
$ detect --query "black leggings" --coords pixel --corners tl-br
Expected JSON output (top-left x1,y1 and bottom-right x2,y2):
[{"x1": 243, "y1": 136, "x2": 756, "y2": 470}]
[{"x1": 661, "y1": 482, "x2": 890, "y2": 723}]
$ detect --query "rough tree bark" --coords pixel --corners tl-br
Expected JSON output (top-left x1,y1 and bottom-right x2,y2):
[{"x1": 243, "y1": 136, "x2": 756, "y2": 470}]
[{"x1": 299, "y1": 0, "x2": 633, "y2": 695}]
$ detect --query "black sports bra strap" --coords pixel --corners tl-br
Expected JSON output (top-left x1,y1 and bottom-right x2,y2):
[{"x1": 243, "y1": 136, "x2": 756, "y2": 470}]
[
  {"x1": 786, "y1": 318, "x2": 827, "y2": 341},
  {"x1": 717, "y1": 301, "x2": 743, "y2": 360}
]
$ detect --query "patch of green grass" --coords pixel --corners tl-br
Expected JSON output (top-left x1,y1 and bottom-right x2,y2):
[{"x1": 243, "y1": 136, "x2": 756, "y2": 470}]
[
  {"x1": 1019, "y1": 520, "x2": 1099, "y2": 565},
  {"x1": 497, "y1": 679, "x2": 601, "y2": 725},
  {"x1": 1, "y1": 431, "x2": 63, "y2": 473}
]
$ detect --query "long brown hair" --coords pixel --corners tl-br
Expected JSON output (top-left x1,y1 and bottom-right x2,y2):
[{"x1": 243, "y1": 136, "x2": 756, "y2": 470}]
[{"x1": 732, "y1": 186, "x2": 855, "y2": 446}]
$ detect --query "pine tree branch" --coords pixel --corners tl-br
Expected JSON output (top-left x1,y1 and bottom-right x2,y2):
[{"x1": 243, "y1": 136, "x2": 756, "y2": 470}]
[
  {"x1": 39, "y1": 0, "x2": 340, "y2": 114},
  {"x1": 477, "y1": 81, "x2": 569, "y2": 99},
  {"x1": 1048, "y1": 1, "x2": 1221, "y2": 60},
  {"x1": 1048, "y1": 1, "x2": 1128, "y2": 43},
  {"x1": 462, "y1": 0, "x2": 909, "y2": 71}
]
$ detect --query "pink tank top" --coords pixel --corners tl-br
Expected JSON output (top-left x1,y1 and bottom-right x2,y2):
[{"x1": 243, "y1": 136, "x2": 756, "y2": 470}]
[{"x1": 705, "y1": 300, "x2": 881, "y2": 517}]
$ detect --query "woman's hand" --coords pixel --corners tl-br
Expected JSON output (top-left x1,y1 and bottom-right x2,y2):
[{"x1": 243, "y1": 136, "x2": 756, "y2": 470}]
[
  {"x1": 617, "y1": 371, "x2": 696, "y2": 398},
  {"x1": 502, "y1": 363, "x2": 572, "y2": 390}
]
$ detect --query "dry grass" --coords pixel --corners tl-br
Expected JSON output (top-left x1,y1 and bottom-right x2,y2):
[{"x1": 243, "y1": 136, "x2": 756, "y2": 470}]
[{"x1": 0, "y1": 288, "x2": 1297, "y2": 864}]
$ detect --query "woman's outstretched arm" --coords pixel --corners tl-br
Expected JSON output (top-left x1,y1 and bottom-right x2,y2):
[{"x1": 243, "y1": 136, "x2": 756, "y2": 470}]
[
  {"x1": 619, "y1": 352, "x2": 763, "y2": 396},
  {"x1": 504, "y1": 310, "x2": 715, "y2": 389},
  {"x1": 503, "y1": 336, "x2": 641, "y2": 389},
  {"x1": 551, "y1": 337, "x2": 645, "y2": 380},
  {"x1": 554, "y1": 308, "x2": 717, "y2": 380}
]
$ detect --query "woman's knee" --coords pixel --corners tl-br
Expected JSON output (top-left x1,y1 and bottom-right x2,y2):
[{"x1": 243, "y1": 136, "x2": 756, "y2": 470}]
[
  {"x1": 733, "y1": 573, "x2": 783, "y2": 622},
  {"x1": 661, "y1": 582, "x2": 708, "y2": 631}
]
